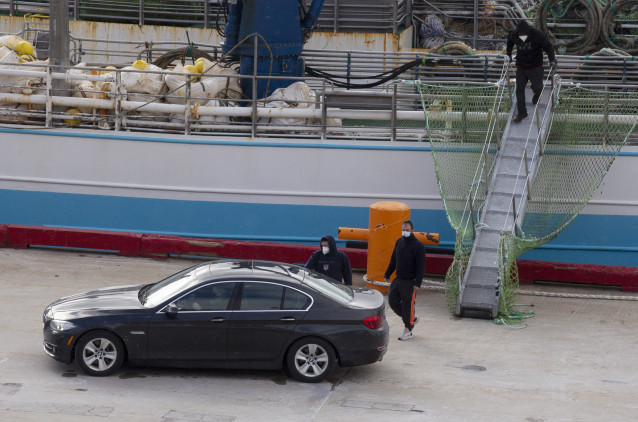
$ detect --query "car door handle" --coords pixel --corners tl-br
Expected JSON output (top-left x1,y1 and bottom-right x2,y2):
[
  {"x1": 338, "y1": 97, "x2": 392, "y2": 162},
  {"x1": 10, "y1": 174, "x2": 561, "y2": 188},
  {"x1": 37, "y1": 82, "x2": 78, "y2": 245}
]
[
  {"x1": 210, "y1": 317, "x2": 226, "y2": 322},
  {"x1": 280, "y1": 317, "x2": 296, "y2": 321}
]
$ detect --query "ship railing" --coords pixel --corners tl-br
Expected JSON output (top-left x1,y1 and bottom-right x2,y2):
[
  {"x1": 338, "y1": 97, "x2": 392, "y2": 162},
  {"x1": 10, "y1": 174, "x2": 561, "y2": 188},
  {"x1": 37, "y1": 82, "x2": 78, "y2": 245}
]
[
  {"x1": 0, "y1": 0, "x2": 223, "y2": 29},
  {"x1": 1, "y1": 56, "x2": 637, "y2": 142},
  {"x1": 0, "y1": 61, "x2": 436, "y2": 141}
]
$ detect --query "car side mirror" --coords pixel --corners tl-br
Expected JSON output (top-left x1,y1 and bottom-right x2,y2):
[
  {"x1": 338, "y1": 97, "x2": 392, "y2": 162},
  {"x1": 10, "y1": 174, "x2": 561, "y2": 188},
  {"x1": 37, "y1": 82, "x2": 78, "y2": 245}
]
[{"x1": 164, "y1": 302, "x2": 178, "y2": 317}]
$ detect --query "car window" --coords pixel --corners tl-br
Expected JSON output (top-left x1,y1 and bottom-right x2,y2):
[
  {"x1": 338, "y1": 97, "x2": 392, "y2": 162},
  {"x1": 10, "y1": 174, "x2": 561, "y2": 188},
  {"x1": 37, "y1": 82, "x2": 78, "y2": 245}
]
[
  {"x1": 302, "y1": 270, "x2": 354, "y2": 304},
  {"x1": 239, "y1": 283, "x2": 284, "y2": 311},
  {"x1": 142, "y1": 265, "x2": 205, "y2": 308},
  {"x1": 282, "y1": 287, "x2": 310, "y2": 310},
  {"x1": 176, "y1": 282, "x2": 235, "y2": 312}
]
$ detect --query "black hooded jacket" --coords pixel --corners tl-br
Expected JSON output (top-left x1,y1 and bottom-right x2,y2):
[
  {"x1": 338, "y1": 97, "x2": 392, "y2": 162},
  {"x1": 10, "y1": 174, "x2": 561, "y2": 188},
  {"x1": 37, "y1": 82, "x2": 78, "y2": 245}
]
[
  {"x1": 305, "y1": 235, "x2": 353, "y2": 285},
  {"x1": 506, "y1": 20, "x2": 555, "y2": 70},
  {"x1": 384, "y1": 233, "x2": 426, "y2": 288}
]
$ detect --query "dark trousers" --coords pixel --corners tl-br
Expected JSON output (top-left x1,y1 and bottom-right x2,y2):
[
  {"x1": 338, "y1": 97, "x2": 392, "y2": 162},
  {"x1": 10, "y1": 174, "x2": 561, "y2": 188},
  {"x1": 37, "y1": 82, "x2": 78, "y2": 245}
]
[
  {"x1": 515, "y1": 66, "x2": 544, "y2": 116},
  {"x1": 388, "y1": 277, "x2": 417, "y2": 330}
]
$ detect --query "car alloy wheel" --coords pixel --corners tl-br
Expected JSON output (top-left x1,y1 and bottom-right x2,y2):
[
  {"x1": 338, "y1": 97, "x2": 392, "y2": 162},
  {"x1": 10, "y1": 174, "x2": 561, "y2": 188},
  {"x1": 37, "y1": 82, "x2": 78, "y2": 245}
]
[
  {"x1": 75, "y1": 330, "x2": 125, "y2": 376},
  {"x1": 287, "y1": 337, "x2": 336, "y2": 383}
]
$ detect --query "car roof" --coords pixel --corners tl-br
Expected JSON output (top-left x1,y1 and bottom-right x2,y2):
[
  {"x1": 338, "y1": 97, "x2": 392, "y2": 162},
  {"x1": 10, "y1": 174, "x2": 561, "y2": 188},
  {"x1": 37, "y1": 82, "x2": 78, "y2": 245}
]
[{"x1": 201, "y1": 259, "x2": 305, "y2": 285}]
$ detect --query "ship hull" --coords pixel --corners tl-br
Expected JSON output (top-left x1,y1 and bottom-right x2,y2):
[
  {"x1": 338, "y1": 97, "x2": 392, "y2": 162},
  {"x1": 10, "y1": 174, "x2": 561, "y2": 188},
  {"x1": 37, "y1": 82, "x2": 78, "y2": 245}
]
[{"x1": 0, "y1": 127, "x2": 636, "y2": 267}]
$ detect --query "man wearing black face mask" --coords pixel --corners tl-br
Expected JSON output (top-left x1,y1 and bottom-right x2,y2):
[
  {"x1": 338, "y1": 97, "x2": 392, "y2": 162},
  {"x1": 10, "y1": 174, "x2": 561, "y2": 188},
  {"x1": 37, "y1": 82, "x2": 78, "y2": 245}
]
[
  {"x1": 384, "y1": 220, "x2": 425, "y2": 341},
  {"x1": 305, "y1": 234, "x2": 352, "y2": 285},
  {"x1": 506, "y1": 20, "x2": 555, "y2": 123}
]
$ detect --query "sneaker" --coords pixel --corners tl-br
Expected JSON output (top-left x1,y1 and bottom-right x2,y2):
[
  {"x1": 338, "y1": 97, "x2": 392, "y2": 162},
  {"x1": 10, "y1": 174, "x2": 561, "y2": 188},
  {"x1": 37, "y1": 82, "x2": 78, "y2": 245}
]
[
  {"x1": 513, "y1": 113, "x2": 528, "y2": 123},
  {"x1": 413, "y1": 316, "x2": 419, "y2": 326},
  {"x1": 532, "y1": 92, "x2": 541, "y2": 105},
  {"x1": 398, "y1": 329, "x2": 413, "y2": 341}
]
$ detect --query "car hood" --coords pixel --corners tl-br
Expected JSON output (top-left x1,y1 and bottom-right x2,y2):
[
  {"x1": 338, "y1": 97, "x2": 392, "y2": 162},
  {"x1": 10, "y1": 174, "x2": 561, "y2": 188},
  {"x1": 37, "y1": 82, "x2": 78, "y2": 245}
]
[
  {"x1": 48, "y1": 284, "x2": 146, "y2": 315},
  {"x1": 349, "y1": 287, "x2": 385, "y2": 310}
]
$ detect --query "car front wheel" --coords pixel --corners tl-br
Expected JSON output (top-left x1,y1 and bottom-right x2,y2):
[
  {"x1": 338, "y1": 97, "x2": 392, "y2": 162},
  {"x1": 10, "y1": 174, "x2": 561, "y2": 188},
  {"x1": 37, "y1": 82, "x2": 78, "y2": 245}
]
[
  {"x1": 75, "y1": 330, "x2": 125, "y2": 376},
  {"x1": 286, "y1": 337, "x2": 336, "y2": 383}
]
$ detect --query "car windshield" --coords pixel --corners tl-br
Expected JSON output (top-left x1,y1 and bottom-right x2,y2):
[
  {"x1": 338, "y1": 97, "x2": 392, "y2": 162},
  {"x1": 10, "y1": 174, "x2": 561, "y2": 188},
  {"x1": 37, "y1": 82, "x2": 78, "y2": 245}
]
[
  {"x1": 301, "y1": 269, "x2": 354, "y2": 303},
  {"x1": 140, "y1": 265, "x2": 201, "y2": 308}
]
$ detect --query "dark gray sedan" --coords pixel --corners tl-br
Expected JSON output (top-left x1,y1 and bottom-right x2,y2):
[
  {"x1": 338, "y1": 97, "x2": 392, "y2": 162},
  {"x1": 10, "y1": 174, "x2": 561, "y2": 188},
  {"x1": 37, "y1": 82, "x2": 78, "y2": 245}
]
[{"x1": 43, "y1": 260, "x2": 389, "y2": 382}]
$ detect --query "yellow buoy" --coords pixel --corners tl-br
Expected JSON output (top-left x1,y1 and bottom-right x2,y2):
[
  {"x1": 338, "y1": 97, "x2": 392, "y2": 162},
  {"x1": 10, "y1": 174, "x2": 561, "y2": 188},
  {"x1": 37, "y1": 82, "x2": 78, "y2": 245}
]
[
  {"x1": 183, "y1": 64, "x2": 197, "y2": 73},
  {"x1": 194, "y1": 60, "x2": 204, "y2": 74},
  {"x1": 132, "y1": 60, "x2": 148, "y2": 70},
  {"x1": 64, "y1": 109, "x2": 82, "y2": 125},
  {"x1": 101, "y1": 65, "x2": 117, "y2": 74},
  {"x1": 15, "y1": 40, "x2": 34, "y2": 56}
]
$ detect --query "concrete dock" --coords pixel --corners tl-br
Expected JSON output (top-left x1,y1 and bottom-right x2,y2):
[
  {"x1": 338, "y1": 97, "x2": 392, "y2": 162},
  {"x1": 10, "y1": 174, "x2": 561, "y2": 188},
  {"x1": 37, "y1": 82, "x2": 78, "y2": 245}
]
[{"x1": 0, "y1": 248, "x2": 636, "y2": 421}]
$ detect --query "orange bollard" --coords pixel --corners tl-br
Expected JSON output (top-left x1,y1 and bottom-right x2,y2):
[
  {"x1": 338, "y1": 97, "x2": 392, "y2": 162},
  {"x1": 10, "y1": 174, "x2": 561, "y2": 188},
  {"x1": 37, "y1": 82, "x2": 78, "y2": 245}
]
[
  {"x1": 366, "y1": 202, "x2": 410, "y2": 293},
  {"x1": 339, "y1": 201, "x2": 440, "y2": 293}
]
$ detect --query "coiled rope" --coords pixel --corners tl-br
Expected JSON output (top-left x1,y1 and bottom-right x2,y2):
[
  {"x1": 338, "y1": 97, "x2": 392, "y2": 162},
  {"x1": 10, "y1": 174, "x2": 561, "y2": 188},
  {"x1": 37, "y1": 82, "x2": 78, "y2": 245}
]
[
  {"x1": 602, "y1": 0, "x2": 638, "y2": 55},
  {"x1": 537, "y1": 0, "x2": 604, "y2": 54}
]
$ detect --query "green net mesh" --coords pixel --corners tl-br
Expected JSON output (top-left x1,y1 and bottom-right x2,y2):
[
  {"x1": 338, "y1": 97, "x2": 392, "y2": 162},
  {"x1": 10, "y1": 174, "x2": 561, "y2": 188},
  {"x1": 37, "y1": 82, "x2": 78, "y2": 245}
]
[{"x1": 407, "y1": 76, "x2": 638, "y2": 318}]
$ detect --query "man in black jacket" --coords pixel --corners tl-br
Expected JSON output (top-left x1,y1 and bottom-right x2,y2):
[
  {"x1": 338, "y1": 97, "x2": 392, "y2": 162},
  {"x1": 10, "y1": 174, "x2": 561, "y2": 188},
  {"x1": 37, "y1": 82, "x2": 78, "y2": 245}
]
[
  {"x1": 384, "y1": 220, "x2": 425, "y2": 341},
  {"x1": 306, "y1": 234, "x2": 352, "y2": 285},
  {"x1": 506, "y1": 20, "x2": 555, "y2": 123}
]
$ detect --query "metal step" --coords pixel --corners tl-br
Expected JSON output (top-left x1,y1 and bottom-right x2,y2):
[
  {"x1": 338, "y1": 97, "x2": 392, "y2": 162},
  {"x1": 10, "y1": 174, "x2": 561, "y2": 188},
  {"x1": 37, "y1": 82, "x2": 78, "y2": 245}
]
[{"x1": 457, "y1": 85, "x2": 554, "y2": 319}]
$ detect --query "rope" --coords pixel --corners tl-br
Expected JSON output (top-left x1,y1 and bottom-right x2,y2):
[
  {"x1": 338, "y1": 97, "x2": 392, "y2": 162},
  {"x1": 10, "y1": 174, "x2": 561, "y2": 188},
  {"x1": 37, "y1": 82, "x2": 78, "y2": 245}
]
[
  {"x1": 537, "y1": 0, "x2": 604, "y2": 55},
  {"x1": 518, "y1": 290, "x2": 638, "y2": 300},
  {"x1": 602, "y1": 0, "x2": 638, "y2": 54},
  {"x1": 364, "y1": 275, "x2": 638, "y2": 301}
]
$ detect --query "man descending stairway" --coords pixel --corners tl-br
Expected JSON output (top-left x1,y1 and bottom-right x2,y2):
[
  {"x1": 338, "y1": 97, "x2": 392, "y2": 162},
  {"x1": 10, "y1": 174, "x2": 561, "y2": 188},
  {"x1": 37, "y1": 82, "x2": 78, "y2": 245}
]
[
  {"x1": 506, "y1": 20, "x2": 555, "y2": 123},
  {"x1": 456, "y1": 83, "x2": 555, "y2": 319}
]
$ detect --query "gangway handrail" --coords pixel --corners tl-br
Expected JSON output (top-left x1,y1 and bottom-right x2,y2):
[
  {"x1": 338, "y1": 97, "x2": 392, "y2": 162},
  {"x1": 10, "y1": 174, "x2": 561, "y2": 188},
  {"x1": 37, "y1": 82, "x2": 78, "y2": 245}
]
[{"x1": 500, "y1": 67, "x2": 559, "y2": 235}]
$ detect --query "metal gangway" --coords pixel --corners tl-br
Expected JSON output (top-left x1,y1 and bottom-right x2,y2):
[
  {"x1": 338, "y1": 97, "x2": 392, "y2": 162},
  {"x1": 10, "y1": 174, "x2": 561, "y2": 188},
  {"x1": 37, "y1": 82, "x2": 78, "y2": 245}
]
[{"x1": 456, "y1": 71, "x2": 557, "y2": 319}]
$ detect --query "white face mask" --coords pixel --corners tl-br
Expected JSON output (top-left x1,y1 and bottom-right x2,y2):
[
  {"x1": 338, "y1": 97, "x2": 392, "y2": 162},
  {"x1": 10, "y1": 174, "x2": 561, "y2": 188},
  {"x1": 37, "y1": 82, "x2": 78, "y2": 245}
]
[
  {"x1": 322, "y1": 246, "x2": 329, "y2": 255},
  {"x1": 519, "y1": 35, "x2": 528, "y2": 42},
  {"x1": 402, "y1": 231, "x2": 411, "y2": 238}
]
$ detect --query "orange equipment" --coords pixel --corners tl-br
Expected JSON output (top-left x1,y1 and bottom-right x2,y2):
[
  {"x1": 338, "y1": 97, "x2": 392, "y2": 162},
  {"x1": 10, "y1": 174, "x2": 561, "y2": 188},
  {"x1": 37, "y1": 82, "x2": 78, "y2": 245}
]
[{"x1": 338, "y1": 201, "x2": 439, "y2": 293}]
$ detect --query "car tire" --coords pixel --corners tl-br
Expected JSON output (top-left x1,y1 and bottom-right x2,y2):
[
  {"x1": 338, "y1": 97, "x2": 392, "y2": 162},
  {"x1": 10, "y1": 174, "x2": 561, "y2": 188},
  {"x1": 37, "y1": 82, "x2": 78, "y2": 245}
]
[
  {"x1": 75, "y1": 330, "x2": 125, "y2": 377},
  {"x1": 286, "y1": 337, "x2": 336, "y2": 383}
]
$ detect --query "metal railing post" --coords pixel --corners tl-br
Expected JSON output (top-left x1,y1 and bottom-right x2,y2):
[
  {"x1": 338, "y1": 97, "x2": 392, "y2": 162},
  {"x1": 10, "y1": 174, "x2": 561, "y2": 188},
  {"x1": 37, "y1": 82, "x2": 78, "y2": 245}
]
[
  {"x1": 511, "y1": 196, "x2": 519, "y2": 237},
  {"x1": 392, "y1": 0, "x2": 398, "y2": 34},
  {"x1": 252, "y1": 35, "x2": 258, "y2": 138},
  {"x1": 45, "y1": 66, "x2": 52, "y2": 127},
  {"x1": 334, "y1": 0, "x2": 339, "y2": 33},
  {"x1": 204, "y1": 0, "x2": 211, "y2": 29},
  {"x1": 494, "y1": 103, "x2": 501, "y2": 149},
  {"x1": 482, "y1": 149, "x2": 488, "y2": 196},
  {"x1": 184, "y1": 75, "x2": 191, "y2": 136},
  {"x1": 603, "y1": 88, "x2": 609, "y2": 144},
  {"x1": 472, "y1": 0, "x2": 478, "y2": 49},
  {"x1": 139, "y1": 0, "x2": 145, "y2": 26},
  {"x1": 115, "y1": 70, "x2": 122, "y2": 131},
  {"x1": 523, "y1": 149, "x2": 531, "y2": 200},
  {"x1": 469, "y1": 192, "x2": 476, "y2": 241},
  {"x1": 391, "y1": 83, "x2": 397, "y2": 142},
  {"x1": 535, "y1": 106, "x2": 541, "y2": 134},
  {"x1": 74, "y1": 0, "x2": 79, "y2": 20},
  {"x1": 346, "y1": 52, "x2": 351, "y2": 91},
  {"x1": 321, "y1": 79, "x2": 327, "y2": 141}
]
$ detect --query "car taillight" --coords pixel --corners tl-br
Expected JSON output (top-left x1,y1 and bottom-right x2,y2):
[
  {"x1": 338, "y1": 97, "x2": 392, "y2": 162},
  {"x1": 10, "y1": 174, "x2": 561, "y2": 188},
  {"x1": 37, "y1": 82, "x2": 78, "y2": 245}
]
[{"x1": 363, "y1": 314, "x2": 383, "y2": 329}]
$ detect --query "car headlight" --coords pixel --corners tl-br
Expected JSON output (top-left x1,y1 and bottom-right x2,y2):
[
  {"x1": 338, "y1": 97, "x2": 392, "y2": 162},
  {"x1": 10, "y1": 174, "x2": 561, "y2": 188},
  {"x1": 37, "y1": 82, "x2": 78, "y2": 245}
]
[
  {"x1": 50, "y1": 320, "x2": 77, "y2": 332},
  {"x1": 43, "y1": 307, "x2": 53, "y2": 322}
]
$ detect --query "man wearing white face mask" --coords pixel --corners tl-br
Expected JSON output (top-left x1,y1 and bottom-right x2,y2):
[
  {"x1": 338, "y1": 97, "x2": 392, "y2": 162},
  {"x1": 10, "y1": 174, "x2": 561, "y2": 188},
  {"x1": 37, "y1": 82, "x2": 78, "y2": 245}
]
[
  {"x1": 506, "y1": 20, "x2": 555, "y2": 123},
  {"x1": 305, "y1": 234, "x2": 352, "y2": 285},
  {"x1": 384, "y1": 220, "x2": 426, "y2": 341}
]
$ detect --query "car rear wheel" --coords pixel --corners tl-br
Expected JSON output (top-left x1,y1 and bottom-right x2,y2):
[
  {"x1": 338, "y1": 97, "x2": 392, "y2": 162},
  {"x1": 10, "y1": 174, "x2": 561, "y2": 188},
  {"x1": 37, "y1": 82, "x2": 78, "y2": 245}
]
[
  {"x1": 287, "y1": 337, "x2": 336, "y2": 383},
  {"x1": 75, "y1": 330, "x2": 125, "y2": 376}
]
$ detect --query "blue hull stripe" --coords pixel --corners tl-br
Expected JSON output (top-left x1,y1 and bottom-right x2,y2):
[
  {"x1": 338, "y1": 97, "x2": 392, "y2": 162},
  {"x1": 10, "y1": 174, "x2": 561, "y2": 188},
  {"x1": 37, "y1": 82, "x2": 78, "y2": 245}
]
[{"x1": 0, "y1": 188, "x2": 636, "y2": 267}]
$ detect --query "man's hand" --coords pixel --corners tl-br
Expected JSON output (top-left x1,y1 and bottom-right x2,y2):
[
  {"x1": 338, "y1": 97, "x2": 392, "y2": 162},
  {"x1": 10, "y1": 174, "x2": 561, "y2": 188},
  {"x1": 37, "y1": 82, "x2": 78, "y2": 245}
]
[
  {"x1": 549, "y1": 61, "x2": 555, "y2": 68},
  {"x1": 384, "y1": 277, "x2": 389, "y2": 284},
  {"x1": 414, "y1": 286, "x2": 418, "y2": 292}
]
